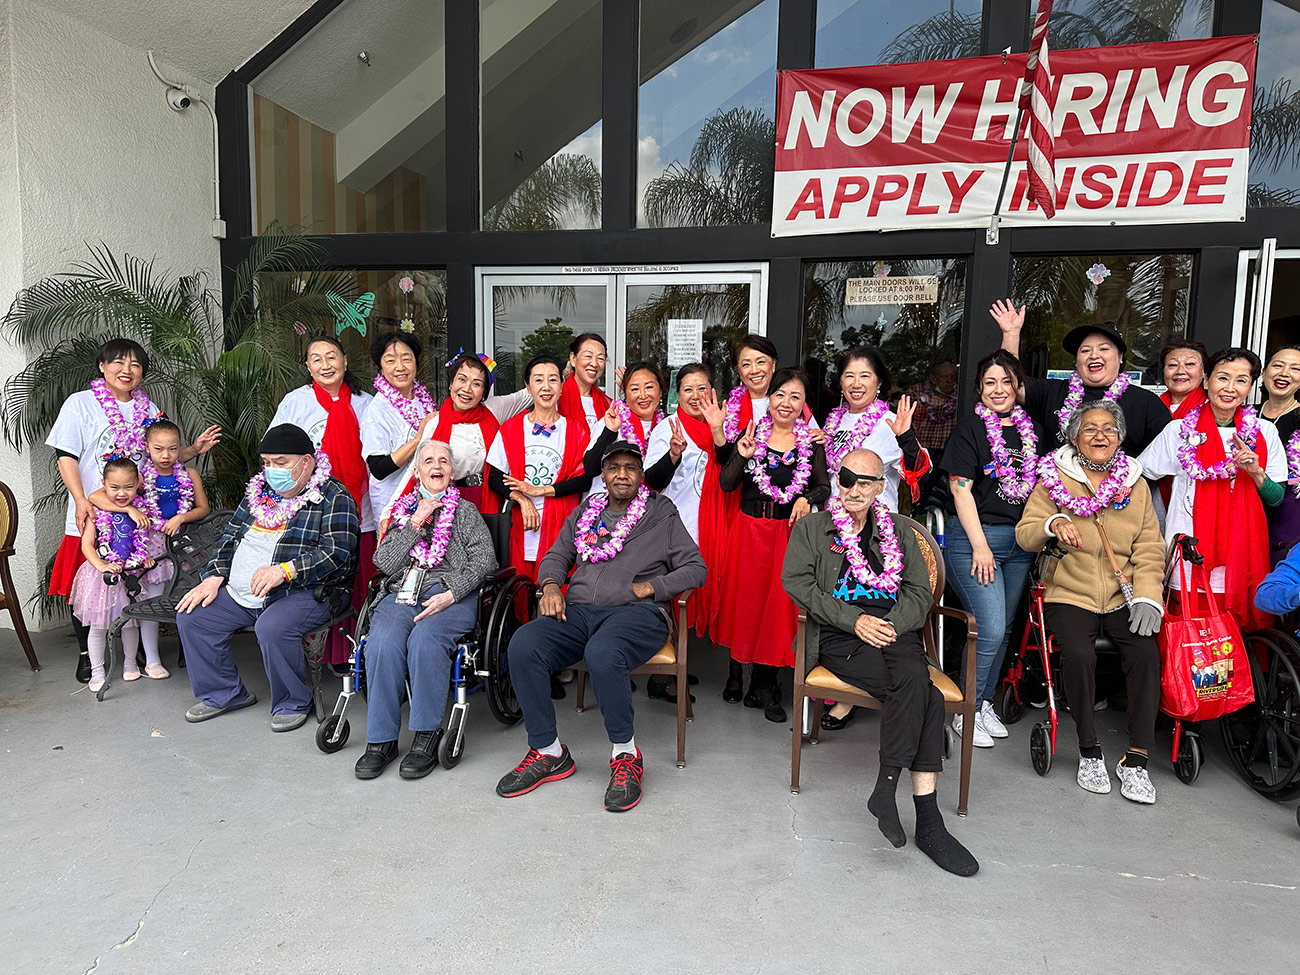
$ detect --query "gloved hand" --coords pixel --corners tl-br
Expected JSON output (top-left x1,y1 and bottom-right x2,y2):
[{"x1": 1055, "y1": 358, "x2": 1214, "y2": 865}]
[{"x1": 1128, "y1": 601, "x2": 1162, "y2": 637}]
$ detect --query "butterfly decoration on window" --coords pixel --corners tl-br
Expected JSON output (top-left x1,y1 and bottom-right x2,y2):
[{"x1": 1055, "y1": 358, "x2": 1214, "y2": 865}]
[{"x1": 328, "y1": 292, "x2": 375, "y2": 337}]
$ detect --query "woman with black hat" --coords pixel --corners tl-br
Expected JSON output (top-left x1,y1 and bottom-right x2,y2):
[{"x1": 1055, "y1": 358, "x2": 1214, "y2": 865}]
[{"x1": 991, "y1": 301, "x2": 1170, "y2": 457}]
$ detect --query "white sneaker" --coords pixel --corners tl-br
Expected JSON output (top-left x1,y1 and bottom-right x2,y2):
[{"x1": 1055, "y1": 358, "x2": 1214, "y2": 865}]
[
  {"x1": 1077, "y1": 757, "x2": 1111, "y2": 794},
  {"x1": 979, "y1": 701, "x2": 1008, "y2": 738},
  {"x1": 1116, "y1": 759, "x2": 1156, "y2": 804},
  {"x1": 953, "y1": 713, "x2": 993, "y2": 748}
]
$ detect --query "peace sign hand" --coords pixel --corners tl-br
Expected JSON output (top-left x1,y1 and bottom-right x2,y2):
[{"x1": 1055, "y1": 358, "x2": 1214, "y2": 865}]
[
  {"x1": 736, "y1": 420, "x2": 758, "y2": 459},
  {"x1": 668, "y1": 417, "x2": 688, "y2": 461},
  {"x1": 886, "y1": 395, "x2": 916, "y2": 436},
  {"x1": 1231, "y1": 434, "x2": 1262, "y2": 480},
  {"x1": 603, "y1": 399, "x2": 622, "y2": 432}
]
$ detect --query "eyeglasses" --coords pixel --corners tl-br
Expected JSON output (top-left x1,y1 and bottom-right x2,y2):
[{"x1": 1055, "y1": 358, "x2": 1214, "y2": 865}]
[
  {"x1": 838, "y1": 467, "x2": 885, "y2": 489},
  {"x1": 1079, "y1": 425, "x2": 1121, "y2": 439}
]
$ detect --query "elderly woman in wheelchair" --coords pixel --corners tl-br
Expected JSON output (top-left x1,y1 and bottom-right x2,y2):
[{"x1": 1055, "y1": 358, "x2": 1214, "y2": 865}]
[
  {"x1": 1015, "y1": 402, "x2": 1166, "y2": 805},
  {"x1": 354, "y1": 440, "x2": 498, "y2": 780}
]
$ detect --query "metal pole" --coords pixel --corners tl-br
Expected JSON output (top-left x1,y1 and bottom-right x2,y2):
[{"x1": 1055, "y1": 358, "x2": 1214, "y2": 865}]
[{"x1": 986, "y1": 102, "x2": 1026, "y2": 245}]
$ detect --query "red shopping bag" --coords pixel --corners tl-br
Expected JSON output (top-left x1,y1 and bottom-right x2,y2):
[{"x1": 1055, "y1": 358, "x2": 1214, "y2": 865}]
[{"x1": 1158, "y1": 550, "x2": 1254, "y2": 720}]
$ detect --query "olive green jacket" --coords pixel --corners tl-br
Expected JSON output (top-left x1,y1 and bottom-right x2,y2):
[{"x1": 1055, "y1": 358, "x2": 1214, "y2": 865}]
[{"x1": 782, "y1": 509, "x2": 933, "y2": 674}]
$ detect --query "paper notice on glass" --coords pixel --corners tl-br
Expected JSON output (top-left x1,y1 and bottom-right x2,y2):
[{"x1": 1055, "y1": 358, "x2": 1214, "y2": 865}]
[
  {"x1": 845, "y1": 275, "x2": 939, "y2": 305},
  {"x1": 666, "y1": 319, "x2": 704, "y2": 367}
]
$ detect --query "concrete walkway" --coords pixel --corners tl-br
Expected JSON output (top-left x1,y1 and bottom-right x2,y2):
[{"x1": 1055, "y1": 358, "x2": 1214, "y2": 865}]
[{"x1": 1, "y1": 626, "x2": 1296, "y2": 975}]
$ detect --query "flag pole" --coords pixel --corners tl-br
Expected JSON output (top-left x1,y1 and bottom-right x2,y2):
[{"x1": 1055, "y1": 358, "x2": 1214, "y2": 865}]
[{"x1": 986, "y1": 102, "x2": 1026, "y2": 246}]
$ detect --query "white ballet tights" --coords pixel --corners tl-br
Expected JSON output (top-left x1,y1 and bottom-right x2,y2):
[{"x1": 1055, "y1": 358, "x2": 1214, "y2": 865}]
[{"x1": 87, "y1": 621, "x2": 156, "y2": 680}]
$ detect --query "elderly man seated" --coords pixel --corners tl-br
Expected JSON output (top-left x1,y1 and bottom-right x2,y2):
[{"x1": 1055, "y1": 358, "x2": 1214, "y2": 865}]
[
  {"x1": 495, "y1": 439, "x2": 707, "y2": 812},
  {"x1": 176, "y1": 424, "x2": 359, "y2": 732},
  {"x1": 782, "y1": 448, "x2": 978, "y2": 876},
  {"x1": 354, "y1": 440, "x2": 498, "y2": 780}
]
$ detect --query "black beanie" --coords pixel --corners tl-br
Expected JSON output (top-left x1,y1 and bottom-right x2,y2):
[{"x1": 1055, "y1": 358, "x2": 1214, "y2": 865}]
[{"x1": 259, "y1": 423, "x2": 315, "y2": 456}]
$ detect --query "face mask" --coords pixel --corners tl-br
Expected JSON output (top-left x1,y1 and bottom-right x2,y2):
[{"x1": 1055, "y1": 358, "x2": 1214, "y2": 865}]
[
  {"x1": 265, "y1": 465, "x2": 298, "y2": 494},
  {"x1": 418, "y1": 484, "x2": 446, "y2": 501}
]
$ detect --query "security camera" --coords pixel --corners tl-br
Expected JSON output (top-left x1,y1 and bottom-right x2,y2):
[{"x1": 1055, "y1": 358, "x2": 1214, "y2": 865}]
[{"x1": 166, "y1": 88, "x2": 191, "y2": 112}]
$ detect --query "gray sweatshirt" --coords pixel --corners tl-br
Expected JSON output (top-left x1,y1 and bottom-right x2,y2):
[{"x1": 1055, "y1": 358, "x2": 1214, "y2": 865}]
[
  {"x1": 537, "y1": 492, "x2": 707, "y2": 621},
  {"x1": 372, "y1": 500, "x2": 498, "y2": 602}
]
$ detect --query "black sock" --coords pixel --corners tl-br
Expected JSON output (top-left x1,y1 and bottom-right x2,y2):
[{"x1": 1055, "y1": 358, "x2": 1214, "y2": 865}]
[
  {"x1": 1124, "y1": 750, "x2": 1148, "y2": 769},
  {"x1": 913, "y1": 793, "x2": 979, "y2": 877},
  {"x1": 1080, "y1": 744, "x2": 1103, "y2": 760},
  {"x1": 867, "y1": 765, "x2": 906, "y2": 848}
]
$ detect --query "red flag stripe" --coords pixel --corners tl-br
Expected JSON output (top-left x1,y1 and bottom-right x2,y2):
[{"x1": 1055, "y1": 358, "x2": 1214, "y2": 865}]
[
  {"x1": 1020, "y1": 0, "x2": 1054, "y2": 108},
  {"x1": 1024, "y1": 31, "x2": 1057, "y2": 218}
]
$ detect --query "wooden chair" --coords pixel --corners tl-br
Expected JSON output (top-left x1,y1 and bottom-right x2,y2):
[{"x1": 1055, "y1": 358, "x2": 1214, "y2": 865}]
[
  {"x1": 0, "y1": 481, "x2": 40, "y2": 671},
  {"x1": 575, "y1": 594, "x2": 694, "y2": 768},
  {"x1": 790, "y1": 516, "x2": 979, "y2": 815}
]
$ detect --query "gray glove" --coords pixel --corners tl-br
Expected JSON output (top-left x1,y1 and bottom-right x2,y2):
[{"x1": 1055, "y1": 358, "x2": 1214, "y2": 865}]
[{"x1": 1128, "y1": 601, "x2": 1162, "y2": 637}]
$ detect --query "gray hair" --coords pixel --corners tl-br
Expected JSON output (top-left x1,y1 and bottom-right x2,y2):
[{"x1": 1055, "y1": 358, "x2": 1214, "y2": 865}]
[
  {"x1": 1064, "y1": 401, "x2": 1127, "y2": 444},
  {"x1": 416, "y1": 439, "x2": 454, "y2": 464}
]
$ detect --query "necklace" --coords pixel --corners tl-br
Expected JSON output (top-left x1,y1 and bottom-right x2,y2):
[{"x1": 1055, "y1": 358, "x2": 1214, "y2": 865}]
[
  {"x1": 1176, "y1": 404, "x2": 1258, "y2": 481},
  {"x1": 90, "y1": 379, "x2": 159, "y2": 460},
  {"x1": 373, "y1": 375, "x2": 435, "y2": 432},
  {"x1": 827, "y1": 498, "x2": 904, "y2": 594},
  {"x1": 824, "y1": 399, "x2": 889, "y2": 470},
  {"x1": 723, "y1": 386, "x2": 749, "y2": 441},
  {"x1": 751, "y1": 416, "x2": 814, "y2": 503},
  {"x1": 1287, "y1": 430, "x2": 1300, "y2": 499},
  {"x1": 138, "y1": 460, "x2": 195, "y2": 529},
  {"x1": 1056, "y1": 373, "x2": 1129, "y2": 439},
  {"x1": 94, "y1": 510, "x2": 150, "y2": 570},
  {"x1": 1039, "y1": 451, "x2": 1132, "y2": 517},
  {"x1": 575, "y1": 485, "x2": 650, "y2": 562},
  {"x1": 974, "y1": 403, "x2": 1038, "y2": 500},
  {"x1": 616, "y1": 401, "x2": 663, "y2": 449},
  {"x1": 390, "y1": 487, "x2": 460, "y2": 566},
  {"x1": 244, "y1": 452, "x2": 333, "y2": 528}
]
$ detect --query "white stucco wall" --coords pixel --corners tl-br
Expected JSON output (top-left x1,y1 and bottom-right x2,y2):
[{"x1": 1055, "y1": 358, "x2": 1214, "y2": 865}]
[{"x1": 1, "y1": 0, "x2": 222, "y2": 627}]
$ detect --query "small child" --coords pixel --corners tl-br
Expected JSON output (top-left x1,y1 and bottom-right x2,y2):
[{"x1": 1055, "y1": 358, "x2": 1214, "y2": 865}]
[{"x1": 69, "y1": 457, "x2": 158, "y2": 691}]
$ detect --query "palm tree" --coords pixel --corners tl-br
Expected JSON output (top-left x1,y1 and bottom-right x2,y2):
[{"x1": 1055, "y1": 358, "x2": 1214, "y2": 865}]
[
  {"x1": 878, "y1": 12, "x2": 982, "y2": 64},
  {"x1": 482, "y1": 153, "x2": 602, "y2": 232}
]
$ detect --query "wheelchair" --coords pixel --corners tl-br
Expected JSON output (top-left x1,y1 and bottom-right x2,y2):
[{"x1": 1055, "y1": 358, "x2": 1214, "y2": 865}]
[
  {"x1": 315, "y1": 501, "x2": 532, "y2": 768},
  {"x1": 1218, "y1": 624, "x2": 1300, "y2": 802}
]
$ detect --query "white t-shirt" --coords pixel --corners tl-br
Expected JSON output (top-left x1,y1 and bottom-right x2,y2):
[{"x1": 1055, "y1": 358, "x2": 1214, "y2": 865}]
[
  {"x1": 645, "y1": 412, "x2": 710, "y2": 543},
  {"x1": 1138, "y1": 416, "x2": 1286, "y2": 591},
  {"x1": 227, "y1": 523, "x2": 285, "y2": 609},
  {"x1": 360, "y1": 393, "x2": 429, "y2": 522},
  {"x1": 271, "y1": 385, "x2": 376, "y2": 531},
  {"x1": 46, "y1": 390, "x2": 150, "y2": 536},
  {"x1": 487, "y1": 416, "x2": 568, "y2": 561},
  {"x1": 825, "y1": 409, "x2": 906, "y2": 511}
]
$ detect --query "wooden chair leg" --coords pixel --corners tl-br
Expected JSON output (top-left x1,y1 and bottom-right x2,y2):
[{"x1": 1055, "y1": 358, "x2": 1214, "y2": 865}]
[
  {"x1": 957, "y1": 699, "x2": 976, "y2": 816},
  {"x1": 575, "y1": 669, "x2": 587, "y2": 712},
  {"x1": 810, "y1": 698, "x2": 825, "y2": 743},
  {"x1": 791, "y1": 687, "x2": 805, "y2": 793},
  {"x1": 675, "y1": 656, "x2": 688, "y2": 767},
  {"x1": 1, "y1": 562, "x2": 40, "y2": 671}
]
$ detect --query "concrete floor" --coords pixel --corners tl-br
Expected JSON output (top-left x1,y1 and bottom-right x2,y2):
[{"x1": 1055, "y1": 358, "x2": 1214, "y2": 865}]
[{"x1": 2, "y1": 626, "x2": 1298, "y2": 975}]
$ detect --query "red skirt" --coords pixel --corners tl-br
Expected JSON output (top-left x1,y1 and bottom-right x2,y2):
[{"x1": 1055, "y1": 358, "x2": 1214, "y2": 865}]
[
  {"x1": 327, "y1": 530, "x2": 377, "y2": 666},
  {"x1": 712, "y1": 513, "x2": 797, "y2": 668},
  {"x1": 49, "y1": 534, "x2": 86, "y2": 598}
]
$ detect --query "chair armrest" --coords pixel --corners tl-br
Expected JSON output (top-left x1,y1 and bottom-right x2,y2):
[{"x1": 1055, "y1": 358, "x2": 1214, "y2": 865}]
[{"x1": 932, "y1": 604, "x2": 978, "y2": 695}]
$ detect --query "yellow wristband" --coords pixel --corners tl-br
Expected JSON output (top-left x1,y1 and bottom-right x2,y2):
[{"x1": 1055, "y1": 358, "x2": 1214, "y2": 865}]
[{"x1": 280, "y1": 562, "x2": 294, "y2": 582}]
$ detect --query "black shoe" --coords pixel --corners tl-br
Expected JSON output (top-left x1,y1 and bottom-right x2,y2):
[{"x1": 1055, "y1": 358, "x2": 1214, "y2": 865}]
[
  {"x1": 723, "y1": 677, "x2": 743, "y2": 703},
  {"x1": 743, "y1": 684, "x2": 770, "y2": 709},
  {"x1": 647, "y1": 675, "x2": 695, "y2": 704},
  {"x1": 764, "y1": 686, "x2": 787, "y2": 724},
  {"x1": 605, "y1": 750, "x2": 644, "y2": 812},
  {"x1": 354, "y1": 741, "x2": 399, "y2": 780},
  {"x1": 399, "y1": 730, "x2": 441, "y2": 779},
  {"x1": 76, "y1": 651, "x2": 91, "y2": 684},
  {"x1": 550, "y1": 675, "x2": 566, "y2": 700},
  {"x1": 496, "y1": 746, "x2": 576, "y2": 797},
  {"x1": 821, "y1": 705, "x2": 856, "y2": 730}
]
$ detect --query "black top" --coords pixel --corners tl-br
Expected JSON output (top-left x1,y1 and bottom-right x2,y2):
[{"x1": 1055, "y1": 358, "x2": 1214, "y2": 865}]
[
  {"x1": 1024, "y1": 375, "x2": 1169, "y2": 457},
  {"x1": 830, "y1": 543, "x2": 897, "y2": 619},
  {"x1": 1263, "y1": 405, "x2": 1300, "y2": 446},
  {"x1": 719, "y1": 440, "x2": 830, "y2": 519},
  {"x1": 940, "y1": 412, "x2": 1045, "y2": 525}
]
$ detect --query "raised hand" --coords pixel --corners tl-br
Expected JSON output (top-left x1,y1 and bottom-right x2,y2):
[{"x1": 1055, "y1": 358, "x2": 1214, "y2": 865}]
[
  {"x1": 990, "y1": 299, "x2": 1025, "y2": 334},
  {"x1": 736, "y1": 420, "x2": 758, "y2": 459},
  {"x1": 886, "y1": 395, "x2": 916, "y2": 436},
  {"x1": 190, "y1": 425, "x2": 222, "y2": 455},
  {"x1": 698, "y1": 389, "x2": 726, "y2": 432}
]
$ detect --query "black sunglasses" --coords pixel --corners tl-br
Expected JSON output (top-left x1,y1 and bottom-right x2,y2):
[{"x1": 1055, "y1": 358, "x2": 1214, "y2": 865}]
[{"x1": 838, "y1": 467, "x2": 885, "y2": 489}]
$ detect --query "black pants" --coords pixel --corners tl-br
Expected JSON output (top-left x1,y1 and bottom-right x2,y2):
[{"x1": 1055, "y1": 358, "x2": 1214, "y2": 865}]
[
  {"x1": 818, "y1": 628, "x2": 944, "y2": 772},
  {"x1": 1043, "y1": 603, "x2": 1160, "y2": 753}
]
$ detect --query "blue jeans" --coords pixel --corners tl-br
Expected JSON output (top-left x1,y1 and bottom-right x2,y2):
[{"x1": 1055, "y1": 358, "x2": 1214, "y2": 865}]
[
  {"x1": 363, "y1": 585, "x2": 479, "y2": 743},
  {"x1": 943, "y1": 521, "x2": 1033, "y2": 705}
]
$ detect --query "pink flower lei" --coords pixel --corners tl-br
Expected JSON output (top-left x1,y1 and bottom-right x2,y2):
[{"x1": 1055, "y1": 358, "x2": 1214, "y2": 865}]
[
  {"x1": 94, "y1": 509, "x2": 150, "y2": 570},
  {"x1": 827, "y1": 497, "x2": 904, "y2": 594},
  {"x1": 723, "y1": 386, "x2": 749, "y2": 440},
  {"x1": 575, "y1": 484, "x2": 650, "y2": 562},
  {"x1": 1287, "y1": 430, "x2": 1300, "y2": 498},
  {"x1": 138, "y1": 459, "x2": 195, "y2": 530},
  {"x1": 1176, "y1": 403, "x2": 1258, "y2": 482},
  {"x1": 752, "y1": 416, "x2": 814, "y2": 503},
  {"x1": 1055, "y1": 373, "x2": 1129, "y2": 440},
  {"x1": 824, "y1": 399, "x2": 889, "y2": 470},
  {"x1": 617, "y1": 401, "x2": 664, "y2": 448},
  {"x1": 974, "y1": 403, "x2": 1038, "y2": 501},
  {"x1": 244, "y1": 452, "x2": 333, "y2": 529},
  {"x1": 390, "y1": 487, "x2": 460, "y2": 567},
  {"x1": 91, "y1": 378, "x2": 158, "y2": 460},
  {"x1": 1038, "y1": 451, "x2": 1132, "y2": 517},
  {"x1": 374, "y1": 374, "x2": 435, "y2": 432}
]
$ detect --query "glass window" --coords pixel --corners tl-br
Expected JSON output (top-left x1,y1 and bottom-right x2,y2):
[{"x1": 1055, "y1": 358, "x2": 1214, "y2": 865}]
[
  {"x1": 802, "y1": 258, "x2": 966, "y2": 422},
  {"x1": 1251, "y1": 1, "x2": 1300, "y2": 207},
  {"x1": 249, "y1": 1, "x2": 447, "y2": 235},
  {"x1": 815, "y1": 0, "x2": 983, "y2": 68},
  {"x1": 262, "y1": 269, "x2": 450, "y2": 399},
  {"x1": 638, "y1": 0, "x2": 778, "y2": 227},
  {"x1": 1010, "y1": 254, "x2": 1192, "y2": 385},
  {"x1": 490, "y1": 284, "x2": 610, "y2": 395},
  {"x1": 480, "y1": 0, "x2": 602, "y2": 230},
  {"x1": 1048, "y1": 0, "x2": 1212, "y2": 48}
]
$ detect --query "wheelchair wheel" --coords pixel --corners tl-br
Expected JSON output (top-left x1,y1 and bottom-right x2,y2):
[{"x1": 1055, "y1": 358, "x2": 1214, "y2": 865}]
[
  {"x1": 439, "y1": 711, "x2": 465, "y2": 769},
  {"x1": 1219, "y1": 629, "x2": 1300, "y2": 801},
  {"x1": 995, "y1": 684, "x2": 1026, "y2": 726},
  {"x1": 315, "y1": 715, "x2": 349, "y2": 754},
  {"x1": 484, "y1": 576, "x2": 531, "y2": 725},
  {"x1": 1174, "y1": 730, "x2": 1202, "y2": 785},
  {"x1": 1030, "y1": 721, "x2": 1052, "y2": 776}
]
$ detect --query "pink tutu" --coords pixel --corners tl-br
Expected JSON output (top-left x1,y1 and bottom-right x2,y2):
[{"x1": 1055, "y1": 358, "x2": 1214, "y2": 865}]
[{"x1": 67, "y1": 561, "x2": 163, "y2": 629}]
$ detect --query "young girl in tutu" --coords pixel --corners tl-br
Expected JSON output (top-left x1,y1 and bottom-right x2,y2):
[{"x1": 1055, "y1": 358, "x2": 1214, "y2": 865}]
[{"x1": 70, "y1": 457, "x2": 160, "y2": 691}]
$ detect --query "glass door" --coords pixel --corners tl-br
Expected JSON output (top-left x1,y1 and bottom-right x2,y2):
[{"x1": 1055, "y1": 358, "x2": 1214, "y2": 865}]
[{"x1": 1233, "y1": 242, "x2": 1300, "y2": 365}]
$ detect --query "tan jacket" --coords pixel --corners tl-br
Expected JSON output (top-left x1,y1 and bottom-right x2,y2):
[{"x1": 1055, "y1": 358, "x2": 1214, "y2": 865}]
[{"x1": 1015, "y1": 446, "x2": 1166, "y2": 615}]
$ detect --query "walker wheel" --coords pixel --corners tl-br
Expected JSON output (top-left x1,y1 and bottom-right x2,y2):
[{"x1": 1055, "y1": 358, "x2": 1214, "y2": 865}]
[
  {"x1": 1030, "y1": 721, "x2": 1053, "y2": 776},
  {"x1": 1175, "y1": 731, "x2": 1203, "y2": 785},
  {"x1": 438, "y1": 710, "x2": 465, "y2": 769},
  {"x1": 995, "y1": 684, "x2": 1026, "y2": 726},
  {"x1": 315, "y1": 715, "x2": 349, "y2": 754}
]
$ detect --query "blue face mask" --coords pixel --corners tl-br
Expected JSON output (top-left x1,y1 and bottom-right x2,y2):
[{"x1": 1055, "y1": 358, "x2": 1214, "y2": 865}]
[
  {"x1": 417, "y1": 484, "x2": 446, "y2": 501},
  {"x1": 264, "y1": 465, "x2": 298, "y2": 494}
]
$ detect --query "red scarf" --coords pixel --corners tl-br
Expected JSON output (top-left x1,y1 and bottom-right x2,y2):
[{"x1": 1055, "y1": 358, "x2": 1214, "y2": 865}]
[
  {"x1": 499, "y1": 413, "x2": 589, "y2": 577},
  {"x1": 678, "y1": 409, "x2": 731, "y2": 637},
  {"x1": 312, "y1": 383, "x2": 366, "y2": 511},
  {"x1": 1158, "y1": 387, "x2": 1207, "y2": 506},
  {"x1": 1191, "y1": 405, "x2": 1272, "y2": 631},
  {"x1": 627, "y1": 411, "x2": 660, "y2": 448},
  {"x1": 432, "y1": 397, "x2": 501, "y2": 513},
  {"x1": 559, "y1": 374, "x2": 611, "y2": 427}
]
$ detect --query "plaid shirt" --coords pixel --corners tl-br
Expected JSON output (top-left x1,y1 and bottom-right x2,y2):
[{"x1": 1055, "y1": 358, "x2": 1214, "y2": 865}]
[
  {"x1": 904, "y1": 380, "x2": 959, "y2": 454},
  {"x1": 205, "y1": 477, "x2": 359, "y2": 606}
]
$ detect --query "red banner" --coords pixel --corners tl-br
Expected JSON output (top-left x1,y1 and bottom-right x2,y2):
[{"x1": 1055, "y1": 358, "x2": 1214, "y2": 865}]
[{"x1": 772, "y1": 35, "x2": 1257, "y2": 236}]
